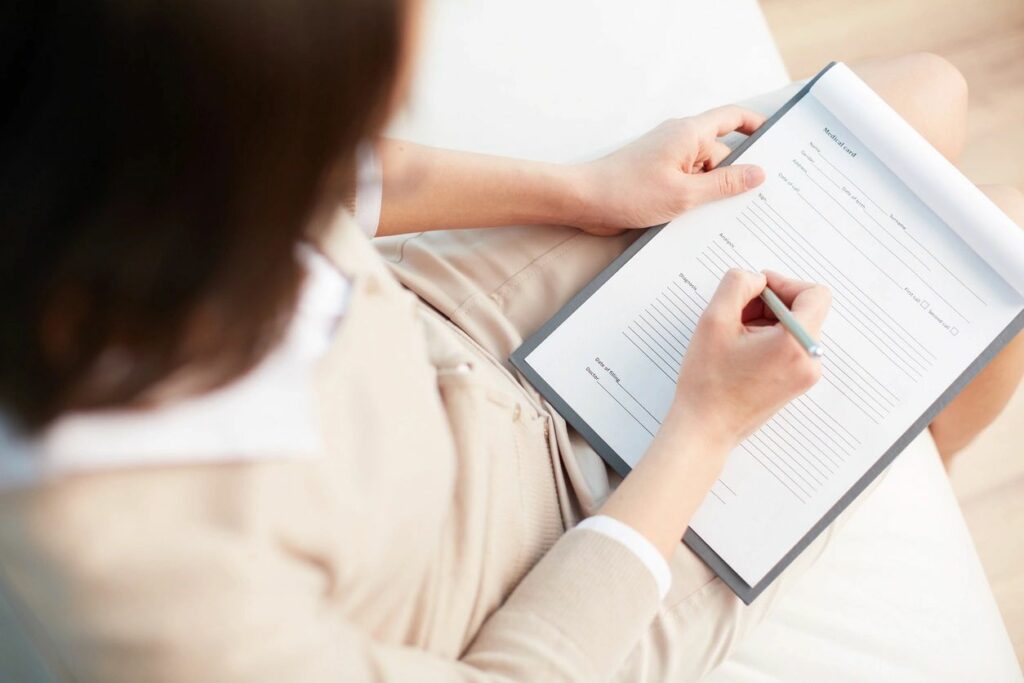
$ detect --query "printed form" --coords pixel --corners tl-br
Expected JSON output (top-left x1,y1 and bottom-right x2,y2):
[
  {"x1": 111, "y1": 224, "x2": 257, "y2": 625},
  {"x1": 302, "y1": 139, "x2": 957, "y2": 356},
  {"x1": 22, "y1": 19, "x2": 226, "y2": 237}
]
[{"x1": 524, "y1": 64, "x2": 1024, "y2": 586}]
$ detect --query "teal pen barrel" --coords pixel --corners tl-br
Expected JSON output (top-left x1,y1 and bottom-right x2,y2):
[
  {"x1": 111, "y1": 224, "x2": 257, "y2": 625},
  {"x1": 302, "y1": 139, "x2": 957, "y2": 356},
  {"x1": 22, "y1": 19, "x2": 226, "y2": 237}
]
[{"x1": 760, "y1": 287, "x2": 823, "y2": 358}]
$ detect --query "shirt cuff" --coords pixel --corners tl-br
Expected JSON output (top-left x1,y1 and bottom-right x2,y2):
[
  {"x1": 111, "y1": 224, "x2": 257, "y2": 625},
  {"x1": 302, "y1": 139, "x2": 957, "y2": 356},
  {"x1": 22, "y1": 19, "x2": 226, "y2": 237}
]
[
  {"x1": 576, "y1": 515, "x2": 672, "y2": 600},
  {"x1": 353, "y1": 141, "x2": 382, "y2": 238}
]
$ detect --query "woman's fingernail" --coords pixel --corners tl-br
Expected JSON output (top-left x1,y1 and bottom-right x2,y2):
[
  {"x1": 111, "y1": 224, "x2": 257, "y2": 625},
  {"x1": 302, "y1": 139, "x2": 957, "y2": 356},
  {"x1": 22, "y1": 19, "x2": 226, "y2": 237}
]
[{"x1": 744, "y1": 166, "x2": 765, "y2": 188}]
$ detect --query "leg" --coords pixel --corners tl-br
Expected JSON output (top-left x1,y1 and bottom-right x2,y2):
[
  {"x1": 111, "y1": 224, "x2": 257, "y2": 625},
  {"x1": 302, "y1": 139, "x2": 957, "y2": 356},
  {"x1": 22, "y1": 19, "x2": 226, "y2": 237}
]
[
  {"x1": 847, "y1": 58, "x2": 1024, "y2": 463},
  {"x1": 929, "y1": 186, "x2": 1024, "y2": 462}
]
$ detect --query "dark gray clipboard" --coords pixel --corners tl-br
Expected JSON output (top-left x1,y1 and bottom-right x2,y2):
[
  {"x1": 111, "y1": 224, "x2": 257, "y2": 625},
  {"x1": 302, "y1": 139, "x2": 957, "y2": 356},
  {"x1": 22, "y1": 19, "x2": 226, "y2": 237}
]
[{"x1": 510, "y1": 62, "x2": 1024, "y2": 604}]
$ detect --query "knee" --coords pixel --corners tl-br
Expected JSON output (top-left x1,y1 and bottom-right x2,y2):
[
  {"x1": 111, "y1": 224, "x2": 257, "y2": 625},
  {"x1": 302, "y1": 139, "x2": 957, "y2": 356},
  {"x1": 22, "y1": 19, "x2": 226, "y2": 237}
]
[
  {"x1": 912, "y1": 52, "x2": 968, "y2": 117},
  {"x1": 864, "y1": 52, "x2": 968, "y2": 163},
  {"x1": 900, "y1": 53, "x2": 969, "y2": 161},
  {"x1": 981, "y1": 184, "x2": 1024, "y2": 227}
]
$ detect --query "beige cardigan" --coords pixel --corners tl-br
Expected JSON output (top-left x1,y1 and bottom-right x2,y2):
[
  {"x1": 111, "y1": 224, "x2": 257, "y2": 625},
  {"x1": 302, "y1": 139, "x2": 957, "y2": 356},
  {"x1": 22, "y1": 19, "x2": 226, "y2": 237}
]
[{"x1": 0, "y1": 215, "x2": 665, "y2": 681}]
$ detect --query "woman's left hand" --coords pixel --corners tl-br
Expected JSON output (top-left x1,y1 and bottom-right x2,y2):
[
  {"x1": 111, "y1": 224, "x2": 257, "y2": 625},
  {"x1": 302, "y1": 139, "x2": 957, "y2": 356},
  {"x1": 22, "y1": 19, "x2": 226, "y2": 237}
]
[{"x1": 570, "y1": 106, "x2": 767, "y2": 236}]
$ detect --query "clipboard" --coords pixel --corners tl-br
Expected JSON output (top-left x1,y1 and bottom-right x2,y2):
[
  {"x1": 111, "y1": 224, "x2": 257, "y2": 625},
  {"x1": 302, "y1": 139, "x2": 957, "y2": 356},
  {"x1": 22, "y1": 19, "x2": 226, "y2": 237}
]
[{"x1": 510, "y1": 63, "x2": 1024, "y2": 603}]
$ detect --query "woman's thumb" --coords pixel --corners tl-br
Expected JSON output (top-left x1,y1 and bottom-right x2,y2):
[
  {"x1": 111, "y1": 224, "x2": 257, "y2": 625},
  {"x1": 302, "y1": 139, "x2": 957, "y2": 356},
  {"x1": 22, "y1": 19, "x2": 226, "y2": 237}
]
[{"x1": 688, "y1": 165, "x2": 765, "y2": 205}]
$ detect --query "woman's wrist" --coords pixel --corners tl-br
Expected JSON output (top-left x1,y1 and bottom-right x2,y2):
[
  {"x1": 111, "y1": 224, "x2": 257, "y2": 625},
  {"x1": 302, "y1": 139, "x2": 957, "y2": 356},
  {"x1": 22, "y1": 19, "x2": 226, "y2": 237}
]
[
  {"x1": 557, "y1": 162, "x2": 621, "y2": 233},
  {"x1": 599, "y1": 407, "x2": 734, "y2": 560},
  {"x1": 641, "y1": 411, "x2": 732, "y2": 501},
  {"x1": 533, "y1": 162, "x2": 592, "y2": 229},
  {"x1": 657, "y1": 400, "x2": 735, "y2": 462},
  {"x1": 531, "y1": 161, "x2": 615, "y2": 232},
  {"x1": 521, "y1": 161, "x2": 597, "y2": 231}
]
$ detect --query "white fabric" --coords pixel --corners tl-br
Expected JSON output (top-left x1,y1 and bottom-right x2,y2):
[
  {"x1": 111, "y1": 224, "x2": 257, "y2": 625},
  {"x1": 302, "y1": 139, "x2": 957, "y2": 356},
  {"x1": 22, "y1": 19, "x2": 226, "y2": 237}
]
[
  {"x1": 706, "y1": 432, "x2": 1022, "y2": 682},
  {"x1": 578, "y1": 515, "x2": 672, "y2": 599},
  {"x1": 395, "y1": 1, "x2": 1022, "y2": 678},
  {"x1": 354, "y1": 141, "x2": 383, "y2": 237},
  {"x1": 388, "y1": 0, "x2": 790, "y2": 161},
  {"x1": 0, "y1": 244, "x2": 349, "y2": 488}
]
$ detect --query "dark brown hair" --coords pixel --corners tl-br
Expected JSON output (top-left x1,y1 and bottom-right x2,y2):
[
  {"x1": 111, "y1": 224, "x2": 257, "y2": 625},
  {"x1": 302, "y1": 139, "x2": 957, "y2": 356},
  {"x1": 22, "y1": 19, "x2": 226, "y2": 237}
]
[{"x1": 0, "y1": 0, "x2": 406, "y2": 430}]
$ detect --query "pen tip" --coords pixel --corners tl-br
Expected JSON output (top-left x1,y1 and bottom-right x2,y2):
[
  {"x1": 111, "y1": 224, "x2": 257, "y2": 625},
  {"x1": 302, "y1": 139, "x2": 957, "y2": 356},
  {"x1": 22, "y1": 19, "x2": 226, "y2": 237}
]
[{"x1": 809, "y1": 344, "x2": 824, "y2": 358}]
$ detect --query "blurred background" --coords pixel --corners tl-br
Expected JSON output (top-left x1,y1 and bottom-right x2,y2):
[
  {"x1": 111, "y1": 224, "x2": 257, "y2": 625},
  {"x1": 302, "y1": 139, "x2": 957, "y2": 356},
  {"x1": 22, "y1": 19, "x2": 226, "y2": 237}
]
[{"x1": 761, "y1": 0, "x2": 1024, "y2": 662}]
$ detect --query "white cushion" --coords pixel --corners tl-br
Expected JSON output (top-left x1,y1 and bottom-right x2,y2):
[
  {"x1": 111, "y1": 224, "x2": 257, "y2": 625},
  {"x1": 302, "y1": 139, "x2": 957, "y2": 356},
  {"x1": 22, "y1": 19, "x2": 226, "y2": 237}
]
[
  {"x1": 389, "y1": 0, "x2": 790, "y2": 161},
  {"x1": 706, "y1": 432, "x2": 1021, "y2": 682},
  {"x1": 394, "y1": 1, "x2": 1022, "y2": 679}
]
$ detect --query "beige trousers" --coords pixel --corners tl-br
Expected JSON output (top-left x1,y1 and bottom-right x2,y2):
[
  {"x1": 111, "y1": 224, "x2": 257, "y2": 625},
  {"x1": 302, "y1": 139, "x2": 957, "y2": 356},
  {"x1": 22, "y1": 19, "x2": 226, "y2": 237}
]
[{"x1": 375, "y1": 82, "x2": 854, "y2": 681}]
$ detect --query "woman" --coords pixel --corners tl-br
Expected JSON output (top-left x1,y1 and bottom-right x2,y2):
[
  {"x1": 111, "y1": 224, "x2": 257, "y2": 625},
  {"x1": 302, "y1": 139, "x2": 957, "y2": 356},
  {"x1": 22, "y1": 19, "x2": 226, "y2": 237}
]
[{"x1": 2, "y1": 1, "x2": 1022, "y2": 681}]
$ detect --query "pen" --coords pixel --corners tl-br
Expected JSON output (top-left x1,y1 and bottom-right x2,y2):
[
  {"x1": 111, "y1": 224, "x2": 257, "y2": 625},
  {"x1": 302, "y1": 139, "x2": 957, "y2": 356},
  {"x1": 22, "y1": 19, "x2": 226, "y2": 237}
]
[{"x1": 760, "y1": 287, "x2": 823, "y2": 358}]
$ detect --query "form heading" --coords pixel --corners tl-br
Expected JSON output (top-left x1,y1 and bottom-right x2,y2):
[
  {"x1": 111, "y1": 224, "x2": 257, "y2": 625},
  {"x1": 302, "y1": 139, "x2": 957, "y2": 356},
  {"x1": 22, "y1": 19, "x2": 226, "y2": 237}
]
[{"x1": 823, "y1": 126, "x2": 858, "y2": 158}]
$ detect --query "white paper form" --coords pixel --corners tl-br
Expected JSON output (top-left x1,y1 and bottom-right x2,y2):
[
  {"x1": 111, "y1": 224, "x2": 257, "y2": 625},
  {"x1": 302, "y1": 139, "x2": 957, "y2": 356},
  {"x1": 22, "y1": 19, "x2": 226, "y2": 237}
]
[{"x1": 524, "y1": 66, "x2": 1024, "y2": 586}]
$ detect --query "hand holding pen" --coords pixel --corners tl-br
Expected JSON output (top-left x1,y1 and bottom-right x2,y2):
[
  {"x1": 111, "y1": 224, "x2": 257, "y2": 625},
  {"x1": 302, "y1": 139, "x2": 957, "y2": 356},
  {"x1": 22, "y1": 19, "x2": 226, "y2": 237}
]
[{"x1": 669, "y1": 269, "x2": 831, "y2": 447}]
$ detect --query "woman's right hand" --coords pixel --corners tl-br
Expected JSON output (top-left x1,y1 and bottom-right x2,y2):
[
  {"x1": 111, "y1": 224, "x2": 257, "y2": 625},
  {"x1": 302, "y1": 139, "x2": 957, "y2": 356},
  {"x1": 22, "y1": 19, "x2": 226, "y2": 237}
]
[
  {"x1": 597, "y1": 268, "x2": 830, "y2": 561},
  {"x1": 670, "y1": 268, "x2": 832, "y2": 451}
]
